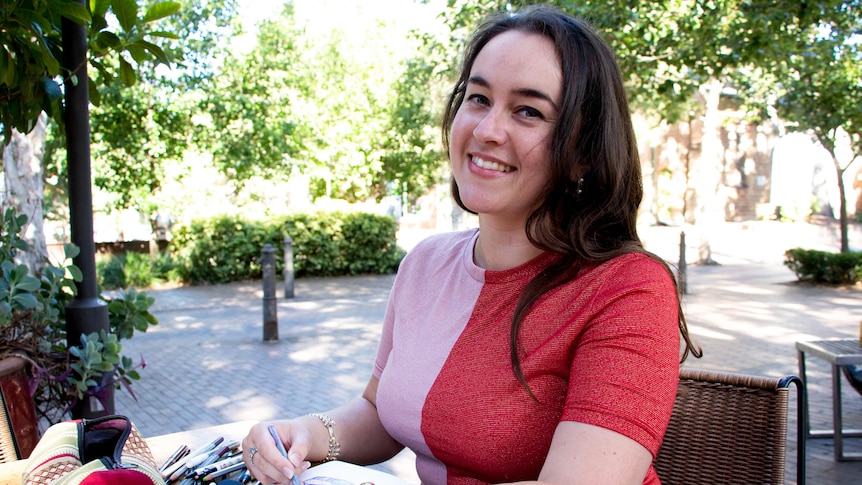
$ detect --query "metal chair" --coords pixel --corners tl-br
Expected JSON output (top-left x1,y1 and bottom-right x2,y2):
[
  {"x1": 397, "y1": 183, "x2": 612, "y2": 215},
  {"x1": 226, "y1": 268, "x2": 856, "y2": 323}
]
[{"x1": 654, "y1": 368, "x2": 805, "y2": 485}]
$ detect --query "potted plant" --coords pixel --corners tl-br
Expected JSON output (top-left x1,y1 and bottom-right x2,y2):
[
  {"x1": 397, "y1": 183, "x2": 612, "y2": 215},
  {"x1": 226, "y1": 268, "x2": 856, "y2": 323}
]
[{"x1": 0, "y1": 208, "x2": 158, "y2": 441}]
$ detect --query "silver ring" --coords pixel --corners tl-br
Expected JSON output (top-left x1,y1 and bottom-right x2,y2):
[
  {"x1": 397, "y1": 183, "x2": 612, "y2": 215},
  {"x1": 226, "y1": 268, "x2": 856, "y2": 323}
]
[{"x1": 248, "y1": 447, "x2": 258, "y2": 463}]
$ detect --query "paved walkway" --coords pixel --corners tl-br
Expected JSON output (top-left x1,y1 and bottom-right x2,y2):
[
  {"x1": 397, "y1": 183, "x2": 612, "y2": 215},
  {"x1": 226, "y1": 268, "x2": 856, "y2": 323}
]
[{"x1": 114, "y1": 221, "x2": 862, "y2": 484}]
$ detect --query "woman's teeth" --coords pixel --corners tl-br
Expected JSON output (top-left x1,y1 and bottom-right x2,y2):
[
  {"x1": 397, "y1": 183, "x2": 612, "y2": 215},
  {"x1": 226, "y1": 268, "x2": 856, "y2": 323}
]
[{"x1": 472, "y1": 156, "x2": 513, "y2": 173}]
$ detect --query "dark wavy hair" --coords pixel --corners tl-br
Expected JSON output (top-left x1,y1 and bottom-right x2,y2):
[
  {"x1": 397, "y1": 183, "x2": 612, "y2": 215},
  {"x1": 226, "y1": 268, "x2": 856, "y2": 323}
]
[{"x1": 441, "y1": 5, "x2": 701, "y2": 394}]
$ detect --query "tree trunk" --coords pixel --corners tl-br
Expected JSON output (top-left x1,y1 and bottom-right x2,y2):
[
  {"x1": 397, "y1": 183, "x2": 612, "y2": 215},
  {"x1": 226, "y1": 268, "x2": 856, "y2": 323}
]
[
  {"x1": 690, "y1": 78, "x2": 725, "y2": 265},
  {"x1": 831, "y1": 152, "x2": 850, "y2": 253},
  {"x1": 1, "y1": 114, "x2": 49, "y2": 275}
]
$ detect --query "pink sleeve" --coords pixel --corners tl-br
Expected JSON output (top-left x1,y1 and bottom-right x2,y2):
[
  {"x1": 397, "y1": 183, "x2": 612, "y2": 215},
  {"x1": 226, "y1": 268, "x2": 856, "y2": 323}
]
[{"x1": 373, "y1": 284, "x2": 397, "y2": 379}]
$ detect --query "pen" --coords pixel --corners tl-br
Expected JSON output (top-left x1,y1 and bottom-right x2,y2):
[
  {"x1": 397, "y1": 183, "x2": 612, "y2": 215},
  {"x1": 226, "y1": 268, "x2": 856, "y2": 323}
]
[
  {"x1": 235, "y1": 469, "x2": 253, "y2": 484},
  {"x1": 268, "y1": 425, "x2": 302, "y2": 485},
  {"x1": 159, "y1": 445, "x2": 190, "y2": 474},
  {"x1": 185, "y1": 445, "x2": 231, "y2": 477},
  {"x1": 202, "y1": 461, "x2": 247, "y2": 482},
  {"x1": 193, "y1": 454, "x2": 244, "y2": 478},
  {"x1": 168, "y1": 437, "x2": 225, "y2": 482}
]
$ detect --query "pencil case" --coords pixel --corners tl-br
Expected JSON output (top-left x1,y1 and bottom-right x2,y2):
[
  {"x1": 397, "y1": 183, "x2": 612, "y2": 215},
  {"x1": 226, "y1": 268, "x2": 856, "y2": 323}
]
[{"x1": 22, "y1": 414, "x2": 164, "y2": 484}]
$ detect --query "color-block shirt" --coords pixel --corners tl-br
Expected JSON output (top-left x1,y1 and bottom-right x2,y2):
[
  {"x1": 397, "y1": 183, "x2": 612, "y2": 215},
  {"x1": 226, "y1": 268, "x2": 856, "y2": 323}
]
[{"x1": 374, "y1": 229, "x2": 680, "y2": 484}]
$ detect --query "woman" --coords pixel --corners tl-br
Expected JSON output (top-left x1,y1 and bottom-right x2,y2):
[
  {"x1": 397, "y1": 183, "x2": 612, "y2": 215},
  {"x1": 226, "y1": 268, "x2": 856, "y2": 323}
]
[{"x1": 243, "y1": 5, "x2": 700, "y2": 484}]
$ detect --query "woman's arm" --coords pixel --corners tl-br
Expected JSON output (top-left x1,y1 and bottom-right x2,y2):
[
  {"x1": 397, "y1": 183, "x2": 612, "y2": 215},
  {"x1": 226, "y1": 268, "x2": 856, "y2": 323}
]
[
  {"x1": 506, "y1": 421, "x2": 653, "y2": 485},
  {"x1": 243, "y1": 375, "x2": 403, "y2": 484}
]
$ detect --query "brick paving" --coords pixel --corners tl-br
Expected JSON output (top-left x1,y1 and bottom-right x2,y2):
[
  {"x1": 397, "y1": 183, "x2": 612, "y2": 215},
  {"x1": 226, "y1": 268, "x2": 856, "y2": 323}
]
[{"x1": 114, "y1": 222, "x2": 862, "y2": 484}]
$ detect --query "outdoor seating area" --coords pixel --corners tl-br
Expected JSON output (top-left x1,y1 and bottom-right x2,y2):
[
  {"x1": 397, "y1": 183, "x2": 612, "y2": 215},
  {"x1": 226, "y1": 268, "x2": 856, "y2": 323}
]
[{"x1": 1, "y1": 222, "x2": 860, "y2": 484}]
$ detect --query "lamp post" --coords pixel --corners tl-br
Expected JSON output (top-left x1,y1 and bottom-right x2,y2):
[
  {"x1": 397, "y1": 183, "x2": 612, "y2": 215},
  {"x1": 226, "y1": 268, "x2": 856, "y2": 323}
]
[{"x1": 62, "y1": 0, "x2": 112, "y2": 418}]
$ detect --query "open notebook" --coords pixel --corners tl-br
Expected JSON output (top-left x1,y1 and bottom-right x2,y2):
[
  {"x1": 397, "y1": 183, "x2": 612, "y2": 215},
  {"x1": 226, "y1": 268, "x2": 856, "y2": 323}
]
[{"x1": 299, "y1": 461, "x2": 415, "y2": 485}]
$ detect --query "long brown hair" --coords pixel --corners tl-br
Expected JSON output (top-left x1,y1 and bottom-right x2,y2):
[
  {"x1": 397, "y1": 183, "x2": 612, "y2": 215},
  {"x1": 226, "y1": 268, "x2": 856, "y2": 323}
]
[{"x1": 441, "y1": 5, "x2": 701, "y2": 394}]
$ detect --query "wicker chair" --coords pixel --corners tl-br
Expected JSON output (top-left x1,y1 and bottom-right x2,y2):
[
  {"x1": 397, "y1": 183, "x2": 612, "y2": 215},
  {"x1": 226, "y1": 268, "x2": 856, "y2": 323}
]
[
  {"x1": 0, "y1": 356, "x2": 40, "y2": 462},
  {"x1": 654, "y1": 368, "x2": 805, "y2": 485}
]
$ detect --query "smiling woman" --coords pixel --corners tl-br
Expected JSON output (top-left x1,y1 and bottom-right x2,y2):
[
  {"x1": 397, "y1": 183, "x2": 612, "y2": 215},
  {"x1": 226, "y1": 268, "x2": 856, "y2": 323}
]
[{"x1": 238, "y1": 5, "x2": 699, "y2": 485}]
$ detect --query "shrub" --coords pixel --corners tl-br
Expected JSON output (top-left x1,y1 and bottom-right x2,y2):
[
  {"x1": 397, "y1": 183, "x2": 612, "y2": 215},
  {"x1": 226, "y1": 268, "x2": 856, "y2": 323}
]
[
  {"x1": 339, "y1": 212, "x2": 404, "y2": 275},
  {"x1": 784, "y1": 248, "x2": 862, "y2": 285},
  {"x1": 170, "y1": 211, "x2": 405, "y2": 285},
  {"x1": 97, "y1": 252, "x2": 182, "y2": 290}
]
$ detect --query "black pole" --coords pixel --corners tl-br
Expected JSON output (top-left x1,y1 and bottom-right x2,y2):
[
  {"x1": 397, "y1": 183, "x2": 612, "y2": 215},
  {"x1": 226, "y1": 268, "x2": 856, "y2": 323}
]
[
  {"x1": 262, "y1": 244, "x2": 279, "y2": 341},
  {"x1": 62, "y1": 1, "x2": 112, "y2": 418}
]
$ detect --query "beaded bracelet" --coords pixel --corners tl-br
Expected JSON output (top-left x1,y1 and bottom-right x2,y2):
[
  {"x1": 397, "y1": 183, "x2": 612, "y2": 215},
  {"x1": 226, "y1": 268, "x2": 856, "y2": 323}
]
[{"x1": 309, "y1": 413, "x2": 340, "y2": 462}]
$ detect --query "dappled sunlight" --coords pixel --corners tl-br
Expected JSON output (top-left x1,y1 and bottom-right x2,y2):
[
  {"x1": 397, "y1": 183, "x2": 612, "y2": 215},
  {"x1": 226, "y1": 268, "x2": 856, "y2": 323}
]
[
  {"x1": 689, "y1": 326, "x2": 735, "y2": 340},
  {"x1": 227, "y1": 394, "x2": 283, "y2": 422},
  {"x1": 721, "y1": 285, "x2": 778, "y2": 296},
  {"x1": 290, "y1": 339, "x2": 339, "y2": 363},
  {"x1": 333, "y1": 372, "x2": 371, "y2": 391}
]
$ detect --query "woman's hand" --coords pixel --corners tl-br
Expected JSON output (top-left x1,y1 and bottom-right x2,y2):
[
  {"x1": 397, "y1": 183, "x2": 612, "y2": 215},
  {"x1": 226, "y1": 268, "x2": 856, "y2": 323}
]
[{"x1": 242, "y1": 420, "x2": 311, "y2": 484}]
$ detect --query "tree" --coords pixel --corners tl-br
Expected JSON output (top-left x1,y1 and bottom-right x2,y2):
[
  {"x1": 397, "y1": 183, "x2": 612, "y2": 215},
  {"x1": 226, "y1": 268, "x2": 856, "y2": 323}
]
[
  {"x1": 1, "y1": 0, "x2": 182, "y2": 272},
  {"x1": 198, "y1": 3, "x2": 310, "y2": 186},
  {"x1": 379, "y1": 48, "x2": 446, "y2": 207},
  {"x1": 40, "y1": 0, "x2": 240, "y2": 217},
  {"x1": 776, "y1": 13, "x2": 862, "y2": 252},
  {"x1": 442, "y1": 0, "x2": 858, "y2": 260}
]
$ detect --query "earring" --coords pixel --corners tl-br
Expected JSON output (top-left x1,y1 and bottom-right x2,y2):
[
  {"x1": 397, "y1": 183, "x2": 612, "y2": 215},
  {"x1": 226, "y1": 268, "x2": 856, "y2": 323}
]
[{"x1": 577, "y1": 177, "x2": 584, "y2": 196}]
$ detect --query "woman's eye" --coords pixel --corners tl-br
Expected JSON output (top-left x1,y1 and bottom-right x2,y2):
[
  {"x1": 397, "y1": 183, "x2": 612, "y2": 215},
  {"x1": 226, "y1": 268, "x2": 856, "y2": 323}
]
[
  {"x1": 518, "y1": 106, "x2": 543, "y2": 119},
  {"x1": 467, "y1": 93, "x2": 490, "y2": 106}
]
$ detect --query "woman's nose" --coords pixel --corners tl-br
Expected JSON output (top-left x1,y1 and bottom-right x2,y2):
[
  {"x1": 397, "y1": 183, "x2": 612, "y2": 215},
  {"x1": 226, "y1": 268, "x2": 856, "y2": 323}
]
[{"x1": 473, "y1": 109, "x2": 507, "y2": 145}]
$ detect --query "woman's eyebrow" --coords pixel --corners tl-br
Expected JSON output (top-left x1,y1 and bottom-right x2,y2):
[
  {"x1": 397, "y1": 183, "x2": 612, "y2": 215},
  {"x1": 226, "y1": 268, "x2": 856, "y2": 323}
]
[{"x1": 467, "y1": 75, "x2": 558, "y2": 111}]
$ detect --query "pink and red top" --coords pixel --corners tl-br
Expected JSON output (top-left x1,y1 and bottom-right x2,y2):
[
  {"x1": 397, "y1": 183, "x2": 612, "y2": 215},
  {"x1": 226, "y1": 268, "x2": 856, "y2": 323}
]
[{"x1": 374, "y1": 229, "x2": 680, "y2": 484}]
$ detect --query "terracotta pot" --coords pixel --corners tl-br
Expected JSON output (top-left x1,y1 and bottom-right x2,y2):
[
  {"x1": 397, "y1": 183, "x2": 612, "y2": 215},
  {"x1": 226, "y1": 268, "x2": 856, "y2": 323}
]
[{"x1": 0, "y1": 356, "x2": 40, "y2": 461}]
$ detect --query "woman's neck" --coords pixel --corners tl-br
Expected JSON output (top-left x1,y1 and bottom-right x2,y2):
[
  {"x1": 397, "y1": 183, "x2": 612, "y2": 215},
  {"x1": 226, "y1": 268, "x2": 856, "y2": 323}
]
[{"x1": 473, "y1": 221, "x2": 544, "y2": 271}]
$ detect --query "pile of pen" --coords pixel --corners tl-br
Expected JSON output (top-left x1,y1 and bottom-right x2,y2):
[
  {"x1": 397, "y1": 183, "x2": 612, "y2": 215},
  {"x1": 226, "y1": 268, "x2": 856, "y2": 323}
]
[{"x1": 159, "y1": 437, "x2": 258, "y2": 484}]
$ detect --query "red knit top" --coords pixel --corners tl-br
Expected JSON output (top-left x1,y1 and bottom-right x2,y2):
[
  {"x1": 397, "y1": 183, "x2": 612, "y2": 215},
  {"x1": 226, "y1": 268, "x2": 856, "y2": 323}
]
[{"x1": 374, "y1": 230, "x2": 680, "y2": 484}]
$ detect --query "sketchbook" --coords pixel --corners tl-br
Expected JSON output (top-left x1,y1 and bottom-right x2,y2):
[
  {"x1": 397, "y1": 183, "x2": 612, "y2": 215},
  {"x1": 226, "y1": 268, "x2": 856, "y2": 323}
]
[{"x1": 299, "y1": 460, "x2": 415, "y2": 485}]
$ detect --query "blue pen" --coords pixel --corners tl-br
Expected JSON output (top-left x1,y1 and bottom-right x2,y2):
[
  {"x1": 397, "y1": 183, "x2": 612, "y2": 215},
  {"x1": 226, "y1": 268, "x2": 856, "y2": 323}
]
[{"x1": 268, "y1": 425, "x2": 302, "y2": 485}]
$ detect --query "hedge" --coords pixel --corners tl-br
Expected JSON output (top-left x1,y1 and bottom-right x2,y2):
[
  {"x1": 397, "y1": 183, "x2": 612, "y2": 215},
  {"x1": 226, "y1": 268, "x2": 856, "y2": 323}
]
[{"x1": 784, "y1": 248, "x2": 862, "y2": 285}]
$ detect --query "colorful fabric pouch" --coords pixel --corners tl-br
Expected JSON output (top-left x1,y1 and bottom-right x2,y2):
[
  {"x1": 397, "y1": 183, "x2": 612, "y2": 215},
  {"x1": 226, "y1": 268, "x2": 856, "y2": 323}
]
[{"x1": 22, "y1": 414, "x2": 164, "y2": 484}]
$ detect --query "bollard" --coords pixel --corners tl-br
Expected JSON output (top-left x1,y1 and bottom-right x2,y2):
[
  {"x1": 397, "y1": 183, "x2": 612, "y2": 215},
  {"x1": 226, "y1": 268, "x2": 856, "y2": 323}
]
[
  {"x1": 678, "y1": 231, "x2": 687, "y2": 295},
  {"x1": 284, "y1": 236, "x2": 295, "y2": 299},
  {"x1": 262, "y1": 244, "x2": 278, "y2": 341}
]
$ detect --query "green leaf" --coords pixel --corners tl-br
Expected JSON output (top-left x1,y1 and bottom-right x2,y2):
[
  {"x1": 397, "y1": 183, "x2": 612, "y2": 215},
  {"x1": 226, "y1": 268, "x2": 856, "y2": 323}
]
[
  {"x1": 64, "y1": 243, "x2": 80, "y2": 259},
  {"x1": 111, "y1": 0, "x2": 139, "y2": 32},
  {"x1": 15, "y1": 275, "x2": 41, "y2": 292},
  {"x1": 92, "y1": 0, "x2": 112, "y2": 19},
  {"x1": 142, "y1": 1, "x2": 181, "y2": 23},
  {"x1": 147, "y1": 30, "x2": 180, "y2": 40},
  {"x1": 118, "y1": 57, "x2": 136, "y2": 87},
  {"x1": 96, "y1": 31, "x2": 121, "y2": 49},
  {"x1": 56, "y1": 0, "x2": 92, "y2": 24},
  {"x1": 139, "y1": 40, "x2": 169, "y2": 65},
  {"x1": 88, "y1": 78, "x2": 101, "y2": 106},
  {"x1": 126, "y1": 43, "x2": 148, "y2": 63},
  {"x1": 69, "y1": 265, "x2": 83, "y2": 282},
  {"x1": 11, "y1": 293, "x2": 38, "y2": 309},
  {"x1": 0, "y1": 49, "x2": 12, "y2": 87}
]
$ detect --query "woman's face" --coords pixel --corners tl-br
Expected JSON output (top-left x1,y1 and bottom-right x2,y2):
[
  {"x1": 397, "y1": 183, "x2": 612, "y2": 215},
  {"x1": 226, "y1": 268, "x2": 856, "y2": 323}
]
[{"x1": 450, "y1": 30, "x2": 562, "y2": 225}]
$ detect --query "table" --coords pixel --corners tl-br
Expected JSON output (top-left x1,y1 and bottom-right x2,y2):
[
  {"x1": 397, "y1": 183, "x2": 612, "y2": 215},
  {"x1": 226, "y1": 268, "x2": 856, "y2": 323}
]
[
  {"x1": 0, "y1": 420, "x2": 256, "y2": 484},
  {"x1": 796, "y1": 338, "x2": 862, "y2": 461}
]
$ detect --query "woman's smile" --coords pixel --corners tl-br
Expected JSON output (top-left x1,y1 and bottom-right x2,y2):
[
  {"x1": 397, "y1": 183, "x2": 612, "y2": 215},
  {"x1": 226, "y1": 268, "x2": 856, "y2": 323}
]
[{"x1": 470, "y1": 155, "x2": 514, "y2": 174}]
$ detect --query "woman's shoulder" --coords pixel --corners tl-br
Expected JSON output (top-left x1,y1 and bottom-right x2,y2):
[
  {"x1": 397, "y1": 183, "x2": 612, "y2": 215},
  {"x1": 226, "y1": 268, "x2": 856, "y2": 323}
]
[
  {"x1": 584, "y1": 251, "x2": 676, "y2": 289},
  {"x1": 405, "y1": 228, "x2": 478, "y2": 260}
]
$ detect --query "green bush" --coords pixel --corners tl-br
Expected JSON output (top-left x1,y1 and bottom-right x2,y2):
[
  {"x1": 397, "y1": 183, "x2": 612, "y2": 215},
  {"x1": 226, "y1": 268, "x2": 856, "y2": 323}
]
[
  {"x1": 339, "y1": 212, "x2": 404, "y2": 275},
  {"x1": 784, "y1": 248, "x2": 862, "y2": 285},
  {"x1": 170, "y1": 211, "x2": 405, "y2": 284},
  {"x1": 97, "y1": 252, "x2": 182, "y2": 290}
]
